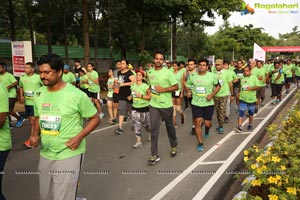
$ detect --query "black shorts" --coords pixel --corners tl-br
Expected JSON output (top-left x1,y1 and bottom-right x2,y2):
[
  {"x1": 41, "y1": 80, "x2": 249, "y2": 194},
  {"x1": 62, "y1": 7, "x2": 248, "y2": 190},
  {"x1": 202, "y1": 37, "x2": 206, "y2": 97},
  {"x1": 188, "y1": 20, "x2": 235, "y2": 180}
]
[
  {"x1": 25, "y1": 105, "x2": 34, "y2": 117},
  {"x1": 172, "y1": 91, "x2": 181, "y2": 99},
  {"x1": 9, "y1": 98, "x2": 16, "y2": 112},
  {"x1": 285, "y1": 77, "x2": 293, "y2": 84},
  {"x1": 88, "y1": 91, "x2": 99, "y2": 99},
  {"x1": 80, "y1": 88, "x2": 89, "y2": 96},
  {"x1": 113, "y1": 93, "x2": 119, "y2": 103},
  {"x1": 191, "y1": 105, "x2": 214, "y2": 120}
]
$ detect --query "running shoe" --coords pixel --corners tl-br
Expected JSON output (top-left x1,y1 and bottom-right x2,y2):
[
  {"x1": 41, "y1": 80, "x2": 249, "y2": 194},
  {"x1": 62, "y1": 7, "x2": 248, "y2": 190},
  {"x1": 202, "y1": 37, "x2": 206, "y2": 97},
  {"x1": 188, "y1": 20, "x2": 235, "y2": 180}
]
[
  {"x1": 132, "y1": 142, "x2": 142, "y2": 149},
  {"x1": 114, "y1": 128, "x2": 123, "y2": 135},
  {"x1": 235, "y1": 126, "x2": 243, "y2": 133},
  {"x1": 218, "y1": 127, "x2": 224, "y2": 134},
  {"x1": 99, "y1": 112, "x2": 105, "y2": 119},
  {"x1": 148, "y1": 155, "x2": 160, "y2": 165},
  {"x1": 204, "y1": 131, "x2": 210, "y2": 138},
  {"x1": 23, "y1": 139, "x2": 33, "y2": 149},
  {"x1": 16, "y1": 116, "x2": 25, "y2": 128},
  {"x1": 224, "y1": 117, "x2": 229, "y2": 123},
  {"x1": 196, "y1": 143, "x2": 204, "y2": 152},
  {"x1": 170, "y1": 147, "x2": 177, "y2": 157},
  {"x1": 247, "y1": 124, "x2": 253, "y2": 131}
]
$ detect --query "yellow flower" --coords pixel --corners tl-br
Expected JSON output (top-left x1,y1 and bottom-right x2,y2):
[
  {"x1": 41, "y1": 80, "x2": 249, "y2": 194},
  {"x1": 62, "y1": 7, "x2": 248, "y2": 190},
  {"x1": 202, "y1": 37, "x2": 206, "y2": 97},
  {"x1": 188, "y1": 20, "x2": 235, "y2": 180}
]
[
  {"x1": 244, "y1": 156, "x2": 249, "y2": 162},
  {"x1": 267, "y1": 146, "x2": 272, "y2": 151},
  {"x1": 243, "y1": 150, "x2": 249, "y2": 156},
  {"x1": 287, "y1": 187, "x2": 297, "y2": 195},
  {"x1": 256, "y1": 156, "x2": 263, "y2": 163},
  {"x1": 251, "y1": 164, "x2": 257, "y2": 169},
  {"x1": 268, "y1": 194, "x2": 278, "y2": 200},
  {"x1": 268, "y1": 175, "x2": 281, "y2": 184},
  {"x1": 280, "y1": 165, "x2": 286, "y2": 171},
  {"x1": 251, "y1": 179, "x2": 262, "y2": 186},
  {"x1": 271, "y1": 156, "x2": 281, "y2": 163}
]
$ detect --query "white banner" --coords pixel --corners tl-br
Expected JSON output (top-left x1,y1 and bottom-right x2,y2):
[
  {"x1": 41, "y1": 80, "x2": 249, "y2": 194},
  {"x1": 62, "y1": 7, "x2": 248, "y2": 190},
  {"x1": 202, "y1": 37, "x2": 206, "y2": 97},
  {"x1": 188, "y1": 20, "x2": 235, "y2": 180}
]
[
  {"x1": 253, "y1": 43, "x2": 266, "y2": 62},
  {"x1": 11, "y1": 41, "x2": 32, "y2": 77},
  {"x1": 207, "y1": 55, "x2": 215, "y2": 66}
]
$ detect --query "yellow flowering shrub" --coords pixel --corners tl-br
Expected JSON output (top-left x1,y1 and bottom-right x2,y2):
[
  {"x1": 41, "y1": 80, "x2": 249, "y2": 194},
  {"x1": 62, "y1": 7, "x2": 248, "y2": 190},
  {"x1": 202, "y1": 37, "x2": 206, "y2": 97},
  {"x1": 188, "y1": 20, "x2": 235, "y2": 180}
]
[{"x1": 241, "y1": 96, "x2": 300, "y2": 200}]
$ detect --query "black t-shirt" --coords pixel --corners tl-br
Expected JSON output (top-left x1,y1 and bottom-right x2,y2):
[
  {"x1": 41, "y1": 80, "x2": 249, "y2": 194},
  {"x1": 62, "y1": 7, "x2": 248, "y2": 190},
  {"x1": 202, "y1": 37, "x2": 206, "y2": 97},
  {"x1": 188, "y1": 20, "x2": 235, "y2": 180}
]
[
  {"x1": 233, "y1": 68, "x2": 244, "y2": 88},
  {"x1": 117, "y1": 70, "x2": 134, "y2": 100}
]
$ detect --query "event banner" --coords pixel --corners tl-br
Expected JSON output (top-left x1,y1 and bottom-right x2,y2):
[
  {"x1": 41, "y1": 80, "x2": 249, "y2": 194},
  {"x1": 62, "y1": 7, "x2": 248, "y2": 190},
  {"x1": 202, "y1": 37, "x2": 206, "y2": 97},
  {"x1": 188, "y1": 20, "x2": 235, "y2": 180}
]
[{"x1": 11, "y1": 41, "x2": 32, "y2": 77}]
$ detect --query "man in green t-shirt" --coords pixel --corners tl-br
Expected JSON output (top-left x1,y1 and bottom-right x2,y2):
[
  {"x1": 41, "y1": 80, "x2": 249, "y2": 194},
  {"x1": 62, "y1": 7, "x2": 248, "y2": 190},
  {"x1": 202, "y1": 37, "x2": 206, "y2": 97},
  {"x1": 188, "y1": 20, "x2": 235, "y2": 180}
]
[
  {"x1": 19, "y1": 62, "x2": 43, "y2": 148},
  {"x1": 30, "y1": 53, "x2": 100, "y2": 200},
  {"x1": 213, "y1": 59, "x2": 233, "y2": 134},
  {"x1": 235, "y1": 66, "x2": 260, "y2": 133},
  {"x1": 186, "y1": 58, "x2": 220, "y2": 152},
  {"x1": 0, "y1": 82, "x2": 12, "y2": 200},
  {"x1": 147, "y1": 51, "x2": 179, "y2": 165},
  {"x1": 62, "y1": 64, "x2": 76, "y2": 85},
  {"x1": 0, "y1": 62, "x2": 25, "y2": 128},
  {"x1": 282, "y1": 59, "x2": 294, "y2": 94},
  {"x1": 294, "y1": 62, "x2": 300, "y2": 87}
]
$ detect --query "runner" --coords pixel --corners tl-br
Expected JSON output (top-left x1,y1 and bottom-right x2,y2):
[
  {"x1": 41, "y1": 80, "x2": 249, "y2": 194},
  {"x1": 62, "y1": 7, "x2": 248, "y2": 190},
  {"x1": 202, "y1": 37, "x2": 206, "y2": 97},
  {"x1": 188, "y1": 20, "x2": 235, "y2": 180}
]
[
  {"x1": 0, "y1": 62, "x2": 25, "y2": 128},
  {"x1": 86, "y1": 63, "x2": 104, "y2": 119},
  {"x1": 213, "y1": 59, "x2": 233, "y2": 134},
  {"x1": 114, "y1": 59, "x2": 136, "y2": 134},
  {"x1": 172, "y1": 61, "x2": 185, "y2": 128},
  {"x1": 106, "y1": 68, "x2": 115, "y2": 124},
  {"x1": 282, "y1": 59, "x2": 294, "y2": 94},
  {"x1": 232, "y1": 60, "x2": 244, "y2": 113},
  {"x1": 184, "y1": 58, "x2": 198, "y2": 135},
  {"x1": 293, "y1": 61, "x2": 300, "y2": 87},
  {"x1": 78, "y1": 68, "x2": 89, "y2": 95},
  {"x1": 112, "y1": 60, "x2": 121, "y2": 124},
  {"x1": 129, "y1": 70, "x2": 151, "y2": 149},
  {"x1": 269, "y1": 62, "x2": 284, "y2": 104},
  {"x1": 186, "y1": 58, "x2": 220, "y2": 151},
  {"x1": 0, "y1": 82, "x2": 12, "y2": 200},
  {"x1": 62, "y1": 64, "x2": 76, "y2": 85},
  {"x1": 235, "y1": 65, "x2": 260, "y2": 133},
  {"x1": 19, "y1": 62, "x2": 43, "y2": 148},
  {"x1": 30, "y1": 53, "x2": 100, "y2": 200},
  {"x1": 73, "y1": 59, "x2": 84, "y2": 88},
  {"x1": 147, "y1": 51, "x2": 178, "y2": 165}
]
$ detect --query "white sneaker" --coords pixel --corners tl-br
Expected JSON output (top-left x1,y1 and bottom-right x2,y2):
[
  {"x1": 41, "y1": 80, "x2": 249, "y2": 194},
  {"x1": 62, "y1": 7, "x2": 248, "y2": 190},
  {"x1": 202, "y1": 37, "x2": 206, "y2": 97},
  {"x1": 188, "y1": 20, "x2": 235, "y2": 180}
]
[
  {"x1": 99, "y1": 112, "x2": 105, "y2": 119},
  {"x1": 132, "y1": 142, "x2": 142, "y2": 149}
]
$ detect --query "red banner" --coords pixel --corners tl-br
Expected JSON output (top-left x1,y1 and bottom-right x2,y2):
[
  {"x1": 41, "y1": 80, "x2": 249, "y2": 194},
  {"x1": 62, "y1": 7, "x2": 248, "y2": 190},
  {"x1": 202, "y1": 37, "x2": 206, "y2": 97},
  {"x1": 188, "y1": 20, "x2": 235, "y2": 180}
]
[{"x1": 262, "y1": 46, "x2": 300, "y2": 52}]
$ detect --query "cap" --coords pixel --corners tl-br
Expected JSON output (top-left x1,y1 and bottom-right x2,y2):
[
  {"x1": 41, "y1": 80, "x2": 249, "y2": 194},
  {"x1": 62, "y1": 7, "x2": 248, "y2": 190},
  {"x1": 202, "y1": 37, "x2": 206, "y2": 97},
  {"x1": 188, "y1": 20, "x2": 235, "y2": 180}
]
[
  {"x1": 64, "y1": 64, "x2": 70, "y2": 70},
  {"x1": 215, "y1": 59, "x2": 223, "y2": 65}
]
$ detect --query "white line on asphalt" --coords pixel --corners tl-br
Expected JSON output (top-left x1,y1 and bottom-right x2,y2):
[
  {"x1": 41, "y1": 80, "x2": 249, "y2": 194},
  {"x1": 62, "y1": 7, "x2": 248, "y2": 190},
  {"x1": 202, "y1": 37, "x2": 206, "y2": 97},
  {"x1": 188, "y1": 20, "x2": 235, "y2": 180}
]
[
  {"x1": 198, "y1": 161, "x2": 225, "y2": 165},
  {"x1": 151, "y1": 86, "x2": 296, "y2": 200},
  {"x1": 192, "y1": 86, "x2": 296, "y2": 200},
  {"x1": 254, "y1": 117, "x2": 266, "y2": 120},
  {"x1": 91, "y1": 121, "x2": 129, "y2": 134}
]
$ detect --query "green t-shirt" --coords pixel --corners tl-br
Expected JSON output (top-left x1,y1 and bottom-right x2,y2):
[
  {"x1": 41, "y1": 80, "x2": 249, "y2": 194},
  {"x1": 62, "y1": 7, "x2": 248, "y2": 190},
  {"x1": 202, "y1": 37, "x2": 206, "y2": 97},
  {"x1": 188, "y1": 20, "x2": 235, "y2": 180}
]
[
  {"x1": 282, "y1": 64, "x2": 294, "y2": 78},
  {"x1": 186, "y1": 72, "x2": 218, "y2": 107},
  {"x1": 131, "y1": 82, "x2": 150, "y2": 108},
  {"x1": 239, "y1": 75, "x2": 259, "y2": 103},
  {"x1": 271, "y1": 68, "x2": 284, "y2": 84},
  {"x1": 87, "y1": 70, "x2": 100, "y2": 93},
  {"x1": 79, "y1": 74, "x2": 89, "y2": 89},
  {"x1": 0, "y1": 83, "x2": 12, "y2": 151},
  {"x1": 62, "y1": 72, "x2": 76, "y2": 84},
  {"x1": 107, "y1": 77, "x2": 114, "y2": 98},
  {"x1": 147, "y1": 67, "x2": 178, "y2": 108},
  {"x1": 19, "y1": 73, "x2": 43, "y2": 106},
  {"x1": 174, "y1": 69, "x2": 184, "y2": 91},
  {"x1": 294, "y1": 65, "x2": 300, "y2": 76},
  {"x1": 214, "y1": 70, "x2": 232, "y2": 97},
  {"x1": 34, "y1": 83, "x2": 97, "y2": 160},
  {"x1": 251, "y1": 67, "x2": 267, "y2": 87},
  {"x1": 0, "y1": 72, "x2": 17, "y2": 98}
]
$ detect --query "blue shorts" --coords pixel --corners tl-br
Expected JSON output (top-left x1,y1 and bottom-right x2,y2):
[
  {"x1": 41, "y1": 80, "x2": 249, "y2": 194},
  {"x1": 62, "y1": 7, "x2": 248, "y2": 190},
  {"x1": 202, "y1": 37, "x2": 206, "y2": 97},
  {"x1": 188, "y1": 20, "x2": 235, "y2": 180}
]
[
  {"x1": 25, "y1": 105, "x2": 34, "y2": 117},
  {"x1": 238, "y1": 100, "x2": 256, "y2": 117},
  {"x1": 191, "y1": 105, "x2": 214, "y2": 120}
]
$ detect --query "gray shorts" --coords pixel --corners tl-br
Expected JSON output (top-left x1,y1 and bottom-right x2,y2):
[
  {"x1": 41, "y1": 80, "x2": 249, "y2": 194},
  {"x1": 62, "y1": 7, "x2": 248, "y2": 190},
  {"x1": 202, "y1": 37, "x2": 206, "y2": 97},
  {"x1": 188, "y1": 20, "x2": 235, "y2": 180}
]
[{"x1": 118, "y1": 100, "x2": 132, "y2": 116}]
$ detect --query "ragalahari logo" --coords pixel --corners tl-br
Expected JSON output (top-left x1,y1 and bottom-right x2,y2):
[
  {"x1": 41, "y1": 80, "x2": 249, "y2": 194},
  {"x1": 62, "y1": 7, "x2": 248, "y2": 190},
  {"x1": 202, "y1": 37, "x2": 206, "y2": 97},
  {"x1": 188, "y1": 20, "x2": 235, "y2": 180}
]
[{"x1": 241, "y1": 1, "x2": 255, "y2": 15}]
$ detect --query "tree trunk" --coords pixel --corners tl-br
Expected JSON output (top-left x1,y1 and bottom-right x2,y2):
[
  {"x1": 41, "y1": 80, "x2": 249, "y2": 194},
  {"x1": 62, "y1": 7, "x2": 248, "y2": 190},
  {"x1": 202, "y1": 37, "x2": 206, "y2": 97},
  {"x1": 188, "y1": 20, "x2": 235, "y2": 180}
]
[
  {"x1": 82, "y1": 0, "x2": 90, "y2": 66},
  {"x1": 140, "y1": 1, "x2": 145, "y2": 52},
  {"x1": 108, "y1": 0, "x2": 113, "y2": 65},
  {"x1": 46, "y1": 1, "x2": 52, "y2": 54},
  {"x1": 8, "y1": 0, "x2": 16, "y2": 41},
  {"x1": 172, "y1": 15, "x2": 177, "y2": 61},
  {"x1": 25, "y1": 0, "x2": 35, "y2": 62},
  {"x1": 63, "y1": 10, "x2": 69, "y2": 64}
]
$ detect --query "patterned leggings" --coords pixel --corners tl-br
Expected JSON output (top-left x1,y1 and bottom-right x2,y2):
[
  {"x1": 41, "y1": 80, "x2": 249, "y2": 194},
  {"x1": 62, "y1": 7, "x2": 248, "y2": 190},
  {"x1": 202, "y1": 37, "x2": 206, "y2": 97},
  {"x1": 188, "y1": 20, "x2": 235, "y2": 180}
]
[
  {"x1": 214, "y1": 96, "x2": 228, "y2": 127},
  {"x1": 131, "y1": 110, "x2": 150, "y2": 137}
]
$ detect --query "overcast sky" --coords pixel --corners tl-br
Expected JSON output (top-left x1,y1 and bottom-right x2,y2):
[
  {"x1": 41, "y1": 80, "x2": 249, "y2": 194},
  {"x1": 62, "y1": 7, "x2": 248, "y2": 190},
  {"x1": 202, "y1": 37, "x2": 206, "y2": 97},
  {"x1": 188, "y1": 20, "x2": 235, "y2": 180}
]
[{"x1": 205, "y1": 0, "x2": 300, "y2": 39}]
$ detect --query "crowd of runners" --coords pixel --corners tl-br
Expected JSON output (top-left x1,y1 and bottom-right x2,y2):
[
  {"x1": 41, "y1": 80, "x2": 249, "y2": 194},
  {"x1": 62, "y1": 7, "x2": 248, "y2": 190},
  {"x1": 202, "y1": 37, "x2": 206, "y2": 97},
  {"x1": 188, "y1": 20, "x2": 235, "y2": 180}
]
[{"x1": 0, "y1": 52, "x2": 299, "y2": 199}]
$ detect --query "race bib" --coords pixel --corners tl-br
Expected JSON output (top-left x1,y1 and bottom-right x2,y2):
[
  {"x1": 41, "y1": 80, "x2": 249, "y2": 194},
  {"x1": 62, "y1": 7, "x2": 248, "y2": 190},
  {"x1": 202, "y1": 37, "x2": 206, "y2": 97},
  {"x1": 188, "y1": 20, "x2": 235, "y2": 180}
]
[
  {"x1": 175, "y1": 91, "x2": 180, "y2": 97},
  {"x1": 151, "y1": 86, "x2": 160, "y2": 97},
  {"x1": 218, "y1": 80, "x2": 224, "y2": 86},
  {"x1": 40, "y1": 115, "x2": 62, "y2": 136},
  {"x1": 196, "y1": 87, "x2": 206, "y2": 96},
  {"x1": 88, "y1": 80, "x2": 94, "y2": 86},
  {"x1": 242, "y1": 85, "x2": 248, "y2": 91},
  {"x1": 237, "y1": 73, "x2": 243, "y2": 78},
  {"x1": 25, "y1": 91, "x2": 34, "y2": 97}
]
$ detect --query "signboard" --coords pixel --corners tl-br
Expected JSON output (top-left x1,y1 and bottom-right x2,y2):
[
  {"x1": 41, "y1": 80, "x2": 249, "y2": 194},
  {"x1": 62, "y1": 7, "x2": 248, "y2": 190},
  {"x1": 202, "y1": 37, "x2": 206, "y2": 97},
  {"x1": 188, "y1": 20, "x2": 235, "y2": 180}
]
[
  {"x1": 11, "y1": 41, "x2": 32, "y2": 77},
  {"x1": 253, "y1": 43, "x2": 266, "y2": 62},
  {"x1": 262, "y1": 46, "x2": 300, "y2": 52}
]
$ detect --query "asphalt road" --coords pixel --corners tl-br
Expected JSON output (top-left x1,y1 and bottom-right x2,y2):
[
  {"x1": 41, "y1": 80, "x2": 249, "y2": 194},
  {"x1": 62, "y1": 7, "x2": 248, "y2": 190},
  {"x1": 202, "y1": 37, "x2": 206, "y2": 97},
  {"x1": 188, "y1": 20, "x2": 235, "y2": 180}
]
[{"x1": 3, "y1": 85, "x2": 297, "y2": 200}]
